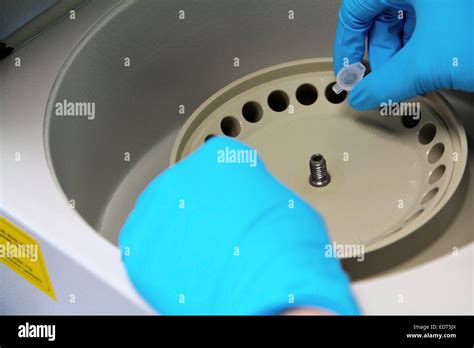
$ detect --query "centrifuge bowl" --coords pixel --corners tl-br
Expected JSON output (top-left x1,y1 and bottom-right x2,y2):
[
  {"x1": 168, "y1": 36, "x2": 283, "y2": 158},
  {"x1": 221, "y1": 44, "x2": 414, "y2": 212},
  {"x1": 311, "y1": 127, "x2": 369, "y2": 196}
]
[{"x1": 44, "y1": 0, "x2": 472, "y2": 280}]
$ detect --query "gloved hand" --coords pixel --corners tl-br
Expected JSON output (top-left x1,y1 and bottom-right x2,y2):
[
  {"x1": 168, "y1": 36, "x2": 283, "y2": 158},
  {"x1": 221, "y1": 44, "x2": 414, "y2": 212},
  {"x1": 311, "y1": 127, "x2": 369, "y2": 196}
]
[
  {"x1": 119, "y1": 136, "x2": 359, "y2": 315},
  {"x1": 334, "y1": 0, "x2": 474, "y2": 110}
]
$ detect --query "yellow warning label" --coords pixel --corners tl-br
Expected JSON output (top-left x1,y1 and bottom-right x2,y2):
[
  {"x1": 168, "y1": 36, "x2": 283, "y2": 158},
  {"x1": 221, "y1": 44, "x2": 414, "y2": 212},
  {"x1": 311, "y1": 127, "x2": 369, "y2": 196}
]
[{"x1": 0, "y1": 216, "x2": 56, "y2": 300}]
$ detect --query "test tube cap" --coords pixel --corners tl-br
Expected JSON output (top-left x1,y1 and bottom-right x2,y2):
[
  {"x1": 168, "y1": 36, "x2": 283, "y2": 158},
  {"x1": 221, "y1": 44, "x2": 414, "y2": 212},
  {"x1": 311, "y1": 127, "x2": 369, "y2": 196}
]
[{"x1": 332, "y1": 62, "x2": 366, "y2": 95}]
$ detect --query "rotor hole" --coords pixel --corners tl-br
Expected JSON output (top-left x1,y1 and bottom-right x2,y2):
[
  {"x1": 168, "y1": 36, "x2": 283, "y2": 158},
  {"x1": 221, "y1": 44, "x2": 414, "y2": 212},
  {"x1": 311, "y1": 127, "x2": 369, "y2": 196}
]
[
  {"x1": 296, "y1": 84, "x2": 318, "y2": 106},
  {"x1": 427, "y1": 143, "x2": 445, "y2": 163},
  {"x1": 420, "y1": 187, "x2": 439, "y2": 205},
  {"x1": 268, "y1": 90, "x2": 289, "y2": 112},
  {"x1": 404, "y1": 209, "x2": 424, "y2": 225},
  {"x1": 418, "y1": 123, "x2": 437, "y2": 145},
  {"x1": 402, "y1": 115, "x2": 421, "y2": 129},
  {"x1": 242, "y1": 101, "x2": 263, "y2": 123},
  {"x1": 325, "y1": 82, "x2": 347, "y2": 104},
  {"x1": 220, "y1": 116, "x2": 241, "y2": 137},
  {"x1": 429, "y1": 165, "x2": 446, "y2": 185}
]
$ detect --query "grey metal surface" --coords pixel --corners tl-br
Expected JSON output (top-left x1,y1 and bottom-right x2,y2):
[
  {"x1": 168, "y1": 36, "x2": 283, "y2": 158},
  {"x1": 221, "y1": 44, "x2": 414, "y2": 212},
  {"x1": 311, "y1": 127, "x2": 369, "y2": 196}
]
[
  {"x1": 1, "y1": 0, "x2": 87, "y2": 50},
  {"x1": 0, "y1": 0, "x2": 58, "y2": 40}
]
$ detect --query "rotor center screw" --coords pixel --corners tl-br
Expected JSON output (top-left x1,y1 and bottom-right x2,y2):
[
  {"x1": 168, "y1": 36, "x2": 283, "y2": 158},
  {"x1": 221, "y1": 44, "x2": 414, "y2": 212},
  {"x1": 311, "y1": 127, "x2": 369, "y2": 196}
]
[{"x1": 309, "y1": 153, "x2": 331, "y2": 187}]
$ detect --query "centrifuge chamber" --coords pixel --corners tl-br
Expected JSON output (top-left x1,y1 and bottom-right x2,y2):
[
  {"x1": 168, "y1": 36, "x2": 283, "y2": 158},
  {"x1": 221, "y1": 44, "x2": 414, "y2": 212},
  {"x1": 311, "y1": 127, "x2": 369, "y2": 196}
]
[{"x1": 0, "y1": 0, "x2": 472, "y2": 314}]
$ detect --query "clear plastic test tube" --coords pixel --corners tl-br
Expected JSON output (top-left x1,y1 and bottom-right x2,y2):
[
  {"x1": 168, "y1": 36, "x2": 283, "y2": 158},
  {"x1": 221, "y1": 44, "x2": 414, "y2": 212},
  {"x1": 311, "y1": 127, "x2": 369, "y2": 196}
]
[{"x1": 332, "y1": 62, "x2": 366, "y2": 94}]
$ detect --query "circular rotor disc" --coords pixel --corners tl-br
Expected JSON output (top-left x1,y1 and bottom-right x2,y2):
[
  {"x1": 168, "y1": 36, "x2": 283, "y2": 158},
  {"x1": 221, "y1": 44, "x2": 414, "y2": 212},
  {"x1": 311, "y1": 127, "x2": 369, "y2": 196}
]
[{"x1": 170, "y1": 59, "x2": 467, "y2": 254}]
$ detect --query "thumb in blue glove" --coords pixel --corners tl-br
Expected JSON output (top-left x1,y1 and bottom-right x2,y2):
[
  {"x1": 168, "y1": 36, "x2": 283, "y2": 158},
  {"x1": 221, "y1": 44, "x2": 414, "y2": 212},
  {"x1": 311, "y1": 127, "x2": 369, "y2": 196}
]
[
  {"x1": 119, "y1": 136, "x2": 360, "y2": 315},
  {"x1": 334, "y1": 0, "x2": 474, "y2": 110}
]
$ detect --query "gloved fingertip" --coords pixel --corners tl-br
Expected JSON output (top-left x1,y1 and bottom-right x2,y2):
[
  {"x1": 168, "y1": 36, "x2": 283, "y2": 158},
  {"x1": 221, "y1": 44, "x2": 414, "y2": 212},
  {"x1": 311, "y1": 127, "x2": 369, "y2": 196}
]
[
  {"x1": 198, "y1": 136, "x2": 257, "y2": 162},
  {"x1": 348, "y1": 75, "x2": 385, "y2": 111},
  {"x1": 184, "y1": 135, "x2": 266, "y2": 177},
  {"x1": 348, "y1": 84, "x2": 370, "y2": 110}
]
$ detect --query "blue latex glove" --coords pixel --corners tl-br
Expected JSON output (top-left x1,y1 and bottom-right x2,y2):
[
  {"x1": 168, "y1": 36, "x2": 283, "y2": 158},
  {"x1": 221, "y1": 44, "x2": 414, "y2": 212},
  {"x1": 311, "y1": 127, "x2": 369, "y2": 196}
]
[
  {"x1": 334, "y1": 0, "x2": 474, "y2": 110},
  {"x1": 119, "y1": 137, "x2": 359, "y2": 315}
]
